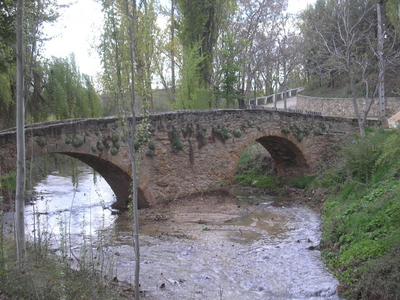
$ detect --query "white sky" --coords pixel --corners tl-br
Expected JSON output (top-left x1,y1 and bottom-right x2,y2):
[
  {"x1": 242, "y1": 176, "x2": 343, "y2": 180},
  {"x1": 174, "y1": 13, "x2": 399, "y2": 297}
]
[{"x1": 42, "y1": 0, "x2": 316, "y2": 79}]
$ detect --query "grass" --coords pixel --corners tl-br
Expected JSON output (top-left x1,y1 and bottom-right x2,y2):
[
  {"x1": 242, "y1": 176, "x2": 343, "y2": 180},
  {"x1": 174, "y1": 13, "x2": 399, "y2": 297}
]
[
  {"x1": 316, "y1": 128, "x2": 400, "y2": 299},
  {"x1": 0, "y1": 239, "x2": 133, "y2": 299},
  {"x1": 284, "y1": 175, "x2": 316, "y2": 189}
]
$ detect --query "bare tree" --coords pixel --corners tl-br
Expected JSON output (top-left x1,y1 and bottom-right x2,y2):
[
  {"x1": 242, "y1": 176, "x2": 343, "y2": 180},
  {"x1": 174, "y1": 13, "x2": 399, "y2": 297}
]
[
  {"x1": 313, "y1": 0, "x2": 379, "y2": 136},
  {"x1": 377, "y1": 2, "x2": 385, "y2": 118}
]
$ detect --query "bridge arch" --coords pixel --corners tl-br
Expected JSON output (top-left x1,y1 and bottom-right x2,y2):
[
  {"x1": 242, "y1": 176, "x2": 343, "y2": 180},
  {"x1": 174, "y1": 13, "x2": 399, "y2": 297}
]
[
  {"x1": 229, "y1": 131, "x2": 310, "y2": 183},
  {"x1": 60, "y1": 152, "x2": 149, "y2": 209}
]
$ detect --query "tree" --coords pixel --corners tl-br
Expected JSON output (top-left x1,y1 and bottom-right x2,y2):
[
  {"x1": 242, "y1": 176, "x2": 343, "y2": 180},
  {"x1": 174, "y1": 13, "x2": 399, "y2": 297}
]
[
  {"x1": 231, "y1": 0, "x2": 288, "y2": 108},
  {"x1": 298, "y1": 0, "x2": 400, "y2": 136},
  {"x1": 40, "y1": 55, "x2": 102, "y2": 120},
  {"x1": 99, "y1": 0, "x2": 157, "y2": 115},
  {"x1": 174, "y1": 43, "x2": 208, "y2": 109},
  {"x1": 16, "y1": 0, "x2": 26, "y2": 260},
  {"x1": 124, "y1": 1, "x2": 140, "y2": 297},
  {"x1": 176, "y1": 0, "x2": 235, "y2": 89},
  {"x1": 215, "y1": 32, "x2": 243, "y2": 108},
  {"x1": 275, "y1": 14, "x2": 302, "y2": 109}
]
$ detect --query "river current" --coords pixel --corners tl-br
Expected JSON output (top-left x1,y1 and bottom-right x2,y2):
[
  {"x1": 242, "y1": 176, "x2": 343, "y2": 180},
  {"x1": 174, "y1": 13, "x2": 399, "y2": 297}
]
[{"x1": 6, "y1": 166, "x2": 343, "y2": 299}]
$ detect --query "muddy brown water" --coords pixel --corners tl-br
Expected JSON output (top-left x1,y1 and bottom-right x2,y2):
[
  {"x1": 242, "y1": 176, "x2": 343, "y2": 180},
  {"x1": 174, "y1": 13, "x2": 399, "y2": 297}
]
[{"x1": 3, "y1": 167, "x2": 343, "y2": 299}]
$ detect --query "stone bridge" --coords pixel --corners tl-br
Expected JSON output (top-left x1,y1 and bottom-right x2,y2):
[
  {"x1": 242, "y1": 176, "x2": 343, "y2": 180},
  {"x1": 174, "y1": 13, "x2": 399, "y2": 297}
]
[{"x1": 0, "y1": 109, "x2": 381, "y2": 209}]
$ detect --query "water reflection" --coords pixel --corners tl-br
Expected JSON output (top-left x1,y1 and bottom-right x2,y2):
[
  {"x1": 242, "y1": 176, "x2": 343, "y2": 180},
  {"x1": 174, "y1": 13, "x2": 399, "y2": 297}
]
[
  {"x1": 18, "y1": 167, "x2": 343, "y2": 300},
  {"x1": 25, "y1": 166, "x2": 117, "y2": 241}
]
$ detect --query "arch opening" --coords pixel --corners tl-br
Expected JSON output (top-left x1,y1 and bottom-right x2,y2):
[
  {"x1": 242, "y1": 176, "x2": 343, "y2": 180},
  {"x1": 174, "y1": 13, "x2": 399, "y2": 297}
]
[
  {"x1": 60, "y1": 152, "x2": 149, "y2": 209},
  {"x1": 255, "y1": 136, "x2": 309, "y2": 177}
]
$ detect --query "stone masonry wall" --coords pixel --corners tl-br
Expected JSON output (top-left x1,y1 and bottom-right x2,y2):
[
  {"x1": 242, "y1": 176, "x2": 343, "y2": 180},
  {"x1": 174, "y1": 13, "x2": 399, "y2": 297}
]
[
  {"x1": 297, "y1": 95, "x2": 400, "y2": 118},
  {"x1": 0, "y1": 111, "x2": 382, "y2": 207}
]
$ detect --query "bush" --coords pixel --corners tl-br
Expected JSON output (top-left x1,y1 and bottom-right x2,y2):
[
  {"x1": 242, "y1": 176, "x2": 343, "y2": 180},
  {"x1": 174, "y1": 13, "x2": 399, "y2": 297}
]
[
  {"x1": 72, "y1": 134, "x2": 84, "y2": 148},
  {"x1": 317, "y1": 129, "x2": 400, "y2": 299},
  {"x1": 36, "y1": 136, "x2": 47, "y2": 147}
]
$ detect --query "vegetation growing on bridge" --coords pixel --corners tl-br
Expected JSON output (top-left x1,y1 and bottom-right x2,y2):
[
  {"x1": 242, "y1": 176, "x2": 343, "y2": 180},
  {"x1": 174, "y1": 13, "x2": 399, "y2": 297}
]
[
  {"x1": 213, "y1": 125, "x2": 231, "y2": 141},
  {"x1": 281, "y1": 123, "x2": 326, "y2": 142},
  {"x1": 169, "y1": 129, "x2": 184, "y2": 151},
  {"x1": 35, "y1": 136, "x2": 47, "y2": 147}
]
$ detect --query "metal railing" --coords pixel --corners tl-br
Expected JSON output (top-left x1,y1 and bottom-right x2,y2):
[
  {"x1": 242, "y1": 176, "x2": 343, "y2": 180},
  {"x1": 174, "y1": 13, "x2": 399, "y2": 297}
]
[{"x1": 248, "y1": 87, "x2": 304, "y2": 107}]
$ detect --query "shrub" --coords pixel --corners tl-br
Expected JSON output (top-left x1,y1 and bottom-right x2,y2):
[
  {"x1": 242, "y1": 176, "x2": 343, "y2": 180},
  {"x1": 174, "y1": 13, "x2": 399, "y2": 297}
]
[
  {"x1": 110, "y1": 146, "x2": 118, "y2": 156},
  {"x1": 169, "y1": 130, "x2": 183, "y2": 151},
  {"x1": 213, "y1": 126, "x2": 230, "y2": 140},
  {"x1": 233, "y1": 129, "x2": 241, "y2": 138},
  {"x1": 148, "y1": 141, "x2": 156, "y2": 151},
  {"x1": 36, "y1": 136, "x2": 47, "y2": 147},
  {"x1": 96, "y1": 140, "x2": 104, "y2": 151},
  {"x1": 72, "y1": 134, "x2": 84, "y2": 148}
]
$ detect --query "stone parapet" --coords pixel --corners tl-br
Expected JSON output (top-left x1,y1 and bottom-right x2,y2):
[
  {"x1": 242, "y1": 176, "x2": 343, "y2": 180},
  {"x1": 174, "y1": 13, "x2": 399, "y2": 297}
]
[{"x1": 297, "y1": 95, "x2": 400, "y2": 118}]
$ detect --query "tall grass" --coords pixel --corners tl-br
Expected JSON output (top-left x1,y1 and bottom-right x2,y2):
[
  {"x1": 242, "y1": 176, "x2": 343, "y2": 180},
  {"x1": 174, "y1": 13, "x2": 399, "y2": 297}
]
[
  {"x1": 0, "y1": 161, "x2": 132, "y2": 299},
  {"x1": 317, "y1": 129, "x2": 400, "y2": 299}
]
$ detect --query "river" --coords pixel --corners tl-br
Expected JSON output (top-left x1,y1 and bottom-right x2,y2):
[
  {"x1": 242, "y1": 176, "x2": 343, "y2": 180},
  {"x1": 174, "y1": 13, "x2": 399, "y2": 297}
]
[{"x1": 5, "y1": 166, "x2": 343, "y2": 299}]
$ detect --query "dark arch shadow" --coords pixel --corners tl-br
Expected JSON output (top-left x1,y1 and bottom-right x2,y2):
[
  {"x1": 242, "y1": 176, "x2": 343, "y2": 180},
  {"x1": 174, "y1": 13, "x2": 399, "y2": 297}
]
[
  {"x1": 59, "y1": 152, "x2": 149, "y2": 209},
  {"x1": 256, "y1": 136, "x2": 309, "y2": 177}
]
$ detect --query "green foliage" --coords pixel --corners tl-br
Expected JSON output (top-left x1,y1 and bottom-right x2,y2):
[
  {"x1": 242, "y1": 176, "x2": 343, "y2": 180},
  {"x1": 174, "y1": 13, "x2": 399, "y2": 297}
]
[
  {"x1": 71, "y1": 134, "x2": 84, "y2": 148},
  {"x1": 234, "y1": 171, "x2": 278, "y2": 190},
  {"x1": 110, "y1": 146, "x2": 118, "y2": 156},
  {"x1": 91, "y1": 144, "x2": 98, "y2": 152},
  {"x1": 65, "y1": 137, "x2": 72, "y2": 145},
  {"x1": 1, "y1": 172, "x2": 16, "y2": 192},
  {"x1": 96, "y1": 140, "x2": 104, "y2": 151},
  {"x1": 111, "y1": 133, "x2": 119, "y2": 144},
  {"x1": 233, "y1": 142, "x2": 278, "y2": 191},
  {"x1": 0, "y1": 72, "x2": 14, "y2": 128},
  {"x1": 213, "y1": 126, "x2": 230, "y2": 140},
  {"x1": 285, "y1": 175, "x2": 316, "y2": 189},
  {"x1": 181, "y1": 126, "x2": 194, "y2": 138},
  {"x1": 176, "y1": 0, "x2": 235, "y2": 88},
  {"x1": 233, "y1": 129, "x2": 241, "y2": 138},
  {"x1": 313, "y1": 127, "x2": 324, "y2": 136},
  {"x1": 36, "y1": 136, "x2": 47, "y2": 147},
  {"x1": 134, "y1": 128, "x2": 151, "y2": 151},
  {"x1": 148, "y1": 141, "x2": 156, "y2": 151},
  {"x1": 216, "y1": 32, "x2": 244, "y2": 108},
  {"x1": 38, "y1": 55, "x2": 102, "y2": 122},
  {"x1": 169, "y1": 130, "x2": 183, "y2": 151},
  {"x1": 175, "y1": 44, "x2": 210, "y2": 109},
  {"x1": 281, "y1": 126, "x2": 290, "y2": 134},
  {"x1": 316, "y1": 129, "x2": 400, "y2": 298}
]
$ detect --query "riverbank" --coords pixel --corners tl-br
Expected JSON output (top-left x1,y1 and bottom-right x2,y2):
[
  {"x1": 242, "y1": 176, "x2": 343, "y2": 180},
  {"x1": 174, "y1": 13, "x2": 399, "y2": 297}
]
[{"x1": 311, "y1": 128, "x2": 400, "y2": 299}]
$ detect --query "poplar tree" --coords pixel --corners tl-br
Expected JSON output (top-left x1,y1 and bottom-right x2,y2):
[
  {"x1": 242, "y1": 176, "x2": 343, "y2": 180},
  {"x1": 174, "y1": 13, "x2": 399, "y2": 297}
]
[
  {"x1": 176, "y1": 0, "x2": 235, "y2": 89},
  {"x1": 16, "y1": 0, "x2": 26, "y2": 261}
]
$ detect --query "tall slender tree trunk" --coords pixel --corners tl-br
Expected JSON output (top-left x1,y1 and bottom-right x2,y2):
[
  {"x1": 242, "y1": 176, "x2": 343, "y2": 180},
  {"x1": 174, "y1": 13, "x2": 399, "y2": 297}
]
[
  {"x1": 126, "y1": 1, "x2": 140, "y2": 299},
  {"x1": 16, "y1": 0, "x2": 26, "y2": 260},
  {"x1": 377, "y1": 3, "x2": 385, "y2": 118},
  {"x1": 350, "y1": 73, "x2": 366, "y2": 137},
  {"x1": 171, "y1": 0, "x2": 176, "y2": 97}
]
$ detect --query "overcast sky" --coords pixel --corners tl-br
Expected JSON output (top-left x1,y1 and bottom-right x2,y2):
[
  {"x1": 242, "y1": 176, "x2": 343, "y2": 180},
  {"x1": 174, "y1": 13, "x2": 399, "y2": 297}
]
[{"x1": 42, "y1": 0, "x2": 316, "y2": 79}]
